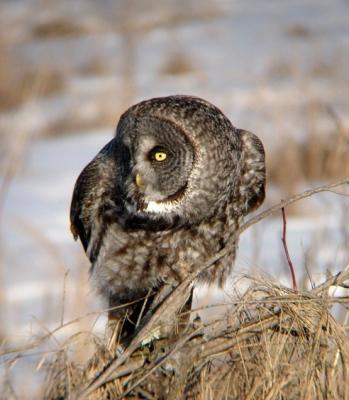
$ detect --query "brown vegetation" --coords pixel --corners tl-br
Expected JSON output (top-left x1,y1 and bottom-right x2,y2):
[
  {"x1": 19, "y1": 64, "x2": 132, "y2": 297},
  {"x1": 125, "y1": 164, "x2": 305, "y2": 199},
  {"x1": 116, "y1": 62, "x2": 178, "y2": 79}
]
[
  {"x1": 1, "y1": 4, "x2": 348, "y2": 197},
  {"x1": 44, "y1": 272, "x2": 349, "y2": 399},
  {"x1": 268, "y1": 104, "x2": 349, "y2": 195},
  {"x1": 160, "y1": 53, "x2": 197, "y2": 76},
  {"x1": 0, "y1": 66, "x2": 65, "y2": 110},
  {"x1": 31, "y1": 19, "x2": 88, "y2": 39},
  {"x1": 285, "y1": 24, "x2": 312, "y2": 39}
]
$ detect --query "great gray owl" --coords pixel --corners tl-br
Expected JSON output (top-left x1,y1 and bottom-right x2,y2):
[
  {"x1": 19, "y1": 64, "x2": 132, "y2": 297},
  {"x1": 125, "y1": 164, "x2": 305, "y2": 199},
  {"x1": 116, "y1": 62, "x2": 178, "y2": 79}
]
[{"x1": 70, "y1": 95, "x2": 265, "y2": 339}]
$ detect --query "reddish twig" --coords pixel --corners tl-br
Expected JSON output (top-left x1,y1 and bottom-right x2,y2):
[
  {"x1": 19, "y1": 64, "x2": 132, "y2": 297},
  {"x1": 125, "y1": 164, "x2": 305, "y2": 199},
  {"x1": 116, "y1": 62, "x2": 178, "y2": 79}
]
[{"x1": 281, "y1": 207, "x2": 297, "y2": 290}]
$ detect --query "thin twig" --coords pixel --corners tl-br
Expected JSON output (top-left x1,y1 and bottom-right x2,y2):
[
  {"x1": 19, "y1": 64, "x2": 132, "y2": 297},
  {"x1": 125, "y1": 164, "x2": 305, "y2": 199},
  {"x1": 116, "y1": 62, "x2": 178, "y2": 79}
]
[
  {"x1": 60, "y1": 270, "x2": 69, "y2": 327},
  {"x1": 312, "y1": 265, "x2": 349, "y2": 295},
  {"x1": 281, "y1": 207, "x2": 297, "y2": 290}
]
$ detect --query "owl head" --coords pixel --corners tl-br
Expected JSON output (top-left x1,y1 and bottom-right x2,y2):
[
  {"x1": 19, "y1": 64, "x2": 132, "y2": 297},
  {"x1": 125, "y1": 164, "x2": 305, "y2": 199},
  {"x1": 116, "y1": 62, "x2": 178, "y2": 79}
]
[{"x1": 111, "y1": 95, "x2": 265, "y2": 229}]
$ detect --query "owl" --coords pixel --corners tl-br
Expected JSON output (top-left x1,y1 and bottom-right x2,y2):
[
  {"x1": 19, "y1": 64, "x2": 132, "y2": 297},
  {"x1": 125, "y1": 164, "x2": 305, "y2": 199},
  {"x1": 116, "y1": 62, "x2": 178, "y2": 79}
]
[{"x1": 70, "y1": 95, "x2": 265, "y2": 340}]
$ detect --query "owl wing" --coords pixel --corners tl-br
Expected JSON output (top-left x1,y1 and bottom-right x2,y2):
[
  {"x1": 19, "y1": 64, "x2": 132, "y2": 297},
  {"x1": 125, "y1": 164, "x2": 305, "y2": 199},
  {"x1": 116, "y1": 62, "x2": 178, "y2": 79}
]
[
  {"x1": 238, "y1": 129, "x2": 266, "y2": 214},
  {"x1": 70, "y1": 164, "x2": 92, "y2": 251},
  {"x1": 70, "y1": 141, "x2": 114, "y2": 255}
]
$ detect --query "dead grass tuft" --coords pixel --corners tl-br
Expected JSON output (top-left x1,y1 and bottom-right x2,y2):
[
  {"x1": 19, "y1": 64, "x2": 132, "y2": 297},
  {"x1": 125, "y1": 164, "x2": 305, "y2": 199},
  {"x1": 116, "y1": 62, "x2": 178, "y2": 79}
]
[
  {"x1": 43, "y1": 98, "x2": 121, "y2": 137},
  {"x1": 0, "y1": 67, "x2": 65, "y2": 110},
  {"x1": 78, "y1": 59, "x2": 113, "y2": 76},
  {"x1": 286, "y1": 24, "x2": 312, "y2": 39},
  {"x1": 43, "y1": 274, "x2": 349, "y2": 400},
  {"x1": 160, "y1": 53, "x2": 197, "y2": 76},
  {"x1": 268, "y1": 104, "x2": 349, "y2": 195},
  {"x1": 31, "y1": 19, "x2": 88, "y2": 39}
]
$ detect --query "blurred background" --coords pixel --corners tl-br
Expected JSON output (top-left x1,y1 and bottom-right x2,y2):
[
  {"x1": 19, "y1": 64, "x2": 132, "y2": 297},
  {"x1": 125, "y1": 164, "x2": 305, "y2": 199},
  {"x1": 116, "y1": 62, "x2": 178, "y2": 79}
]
[{"x1": 0, "y1": 0, "x2": 348, "y2": 397}]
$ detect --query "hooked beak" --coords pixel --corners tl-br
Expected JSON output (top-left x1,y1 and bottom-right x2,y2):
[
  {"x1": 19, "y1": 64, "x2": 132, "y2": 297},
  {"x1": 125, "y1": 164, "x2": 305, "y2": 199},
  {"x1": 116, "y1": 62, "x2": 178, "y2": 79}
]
[{"x1": 135, "y1": 173, "x2": 144, "y2": 188}]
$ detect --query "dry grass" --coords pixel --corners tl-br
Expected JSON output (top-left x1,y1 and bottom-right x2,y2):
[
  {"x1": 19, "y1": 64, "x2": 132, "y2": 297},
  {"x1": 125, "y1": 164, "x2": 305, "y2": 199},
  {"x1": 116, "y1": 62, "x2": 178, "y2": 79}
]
[
  {"x1": 268, "y1": 104, "x2": 349, "y2": 195},
  {"x1": 160, "y1": 53, "x2": 197, "y2": 76},
  {"x1": 0, "y1": 66, "x2": 65, "y2": 111},
  {"x1": 1, "y1": 3, "x2": 347, "y2": 199},
  {"x1": 31, "y1": 19, "x2": 88, "y2": 38},
  {"x1": 43, "y1": 273, "x2": 349, "y2": 400},
  {"x1": 43, "y1": 96, "x2": 122, "y2": 137},
  {"x1": 285, "y1": 24, "x2": 312, "y2": 39},
  {"x1": 0, "y1": 35, "x2": 66, "y2": 111},
  {"x1": 78, "y1": 59, "x2": 113, "y2": 76}
]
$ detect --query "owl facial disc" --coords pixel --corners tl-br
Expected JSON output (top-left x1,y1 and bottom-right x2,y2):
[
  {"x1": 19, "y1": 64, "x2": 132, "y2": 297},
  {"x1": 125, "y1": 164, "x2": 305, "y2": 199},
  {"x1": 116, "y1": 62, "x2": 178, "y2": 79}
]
[{"x1": 125, "y1": 117, "x2": 195, "y2": 216}]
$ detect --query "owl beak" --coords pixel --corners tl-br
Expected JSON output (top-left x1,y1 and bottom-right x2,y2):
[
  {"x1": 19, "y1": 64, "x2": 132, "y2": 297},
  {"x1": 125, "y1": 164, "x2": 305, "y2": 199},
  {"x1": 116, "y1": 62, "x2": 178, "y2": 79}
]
[{"x1": 135, "y1": 173, "x2": 144, "y2": 188}]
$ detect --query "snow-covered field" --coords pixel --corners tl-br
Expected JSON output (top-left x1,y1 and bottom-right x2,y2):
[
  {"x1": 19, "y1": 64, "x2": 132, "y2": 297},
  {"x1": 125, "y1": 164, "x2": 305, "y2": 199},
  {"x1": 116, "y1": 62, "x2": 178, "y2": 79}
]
[{"x1": 0, "y1": 0, "x2": 348, "y2": 397}]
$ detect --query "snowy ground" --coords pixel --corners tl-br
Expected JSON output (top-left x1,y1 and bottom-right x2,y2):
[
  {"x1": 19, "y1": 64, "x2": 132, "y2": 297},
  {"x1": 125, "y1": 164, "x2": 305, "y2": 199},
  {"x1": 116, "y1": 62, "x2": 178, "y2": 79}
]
[{"x1": 0, "y1": 0, "x2": 348, "y2": 397}]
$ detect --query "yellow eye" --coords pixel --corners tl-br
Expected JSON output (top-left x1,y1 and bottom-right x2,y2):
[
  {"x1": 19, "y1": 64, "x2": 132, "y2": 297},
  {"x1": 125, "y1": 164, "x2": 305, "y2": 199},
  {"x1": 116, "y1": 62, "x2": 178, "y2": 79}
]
[
  {"x1": 149, "y1": 146, "x2": 169, "y2": 163},
  {"x1": 154, "y1": 151, "x2": 167, "y2": 162}
]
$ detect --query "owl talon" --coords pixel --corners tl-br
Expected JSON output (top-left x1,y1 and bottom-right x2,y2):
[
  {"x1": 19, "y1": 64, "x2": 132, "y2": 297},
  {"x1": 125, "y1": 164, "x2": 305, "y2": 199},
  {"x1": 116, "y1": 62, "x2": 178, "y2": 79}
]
[{"x1": 140, "y1": 326, "x2": 162, "y2": 347}]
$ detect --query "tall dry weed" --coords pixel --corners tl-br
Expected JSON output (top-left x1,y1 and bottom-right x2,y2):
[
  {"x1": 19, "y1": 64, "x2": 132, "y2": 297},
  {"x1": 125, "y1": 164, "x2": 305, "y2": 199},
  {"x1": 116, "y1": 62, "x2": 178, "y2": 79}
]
[{"x1": 268, "y1": 103, "x2": 349, "y2": 196}]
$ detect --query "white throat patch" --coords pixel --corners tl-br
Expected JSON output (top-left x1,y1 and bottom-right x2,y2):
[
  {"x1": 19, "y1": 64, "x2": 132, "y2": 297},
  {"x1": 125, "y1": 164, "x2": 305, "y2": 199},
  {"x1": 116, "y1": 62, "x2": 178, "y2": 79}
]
[{"x1": 145, "y1": 200, "x2": 179, "y2": 214}]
